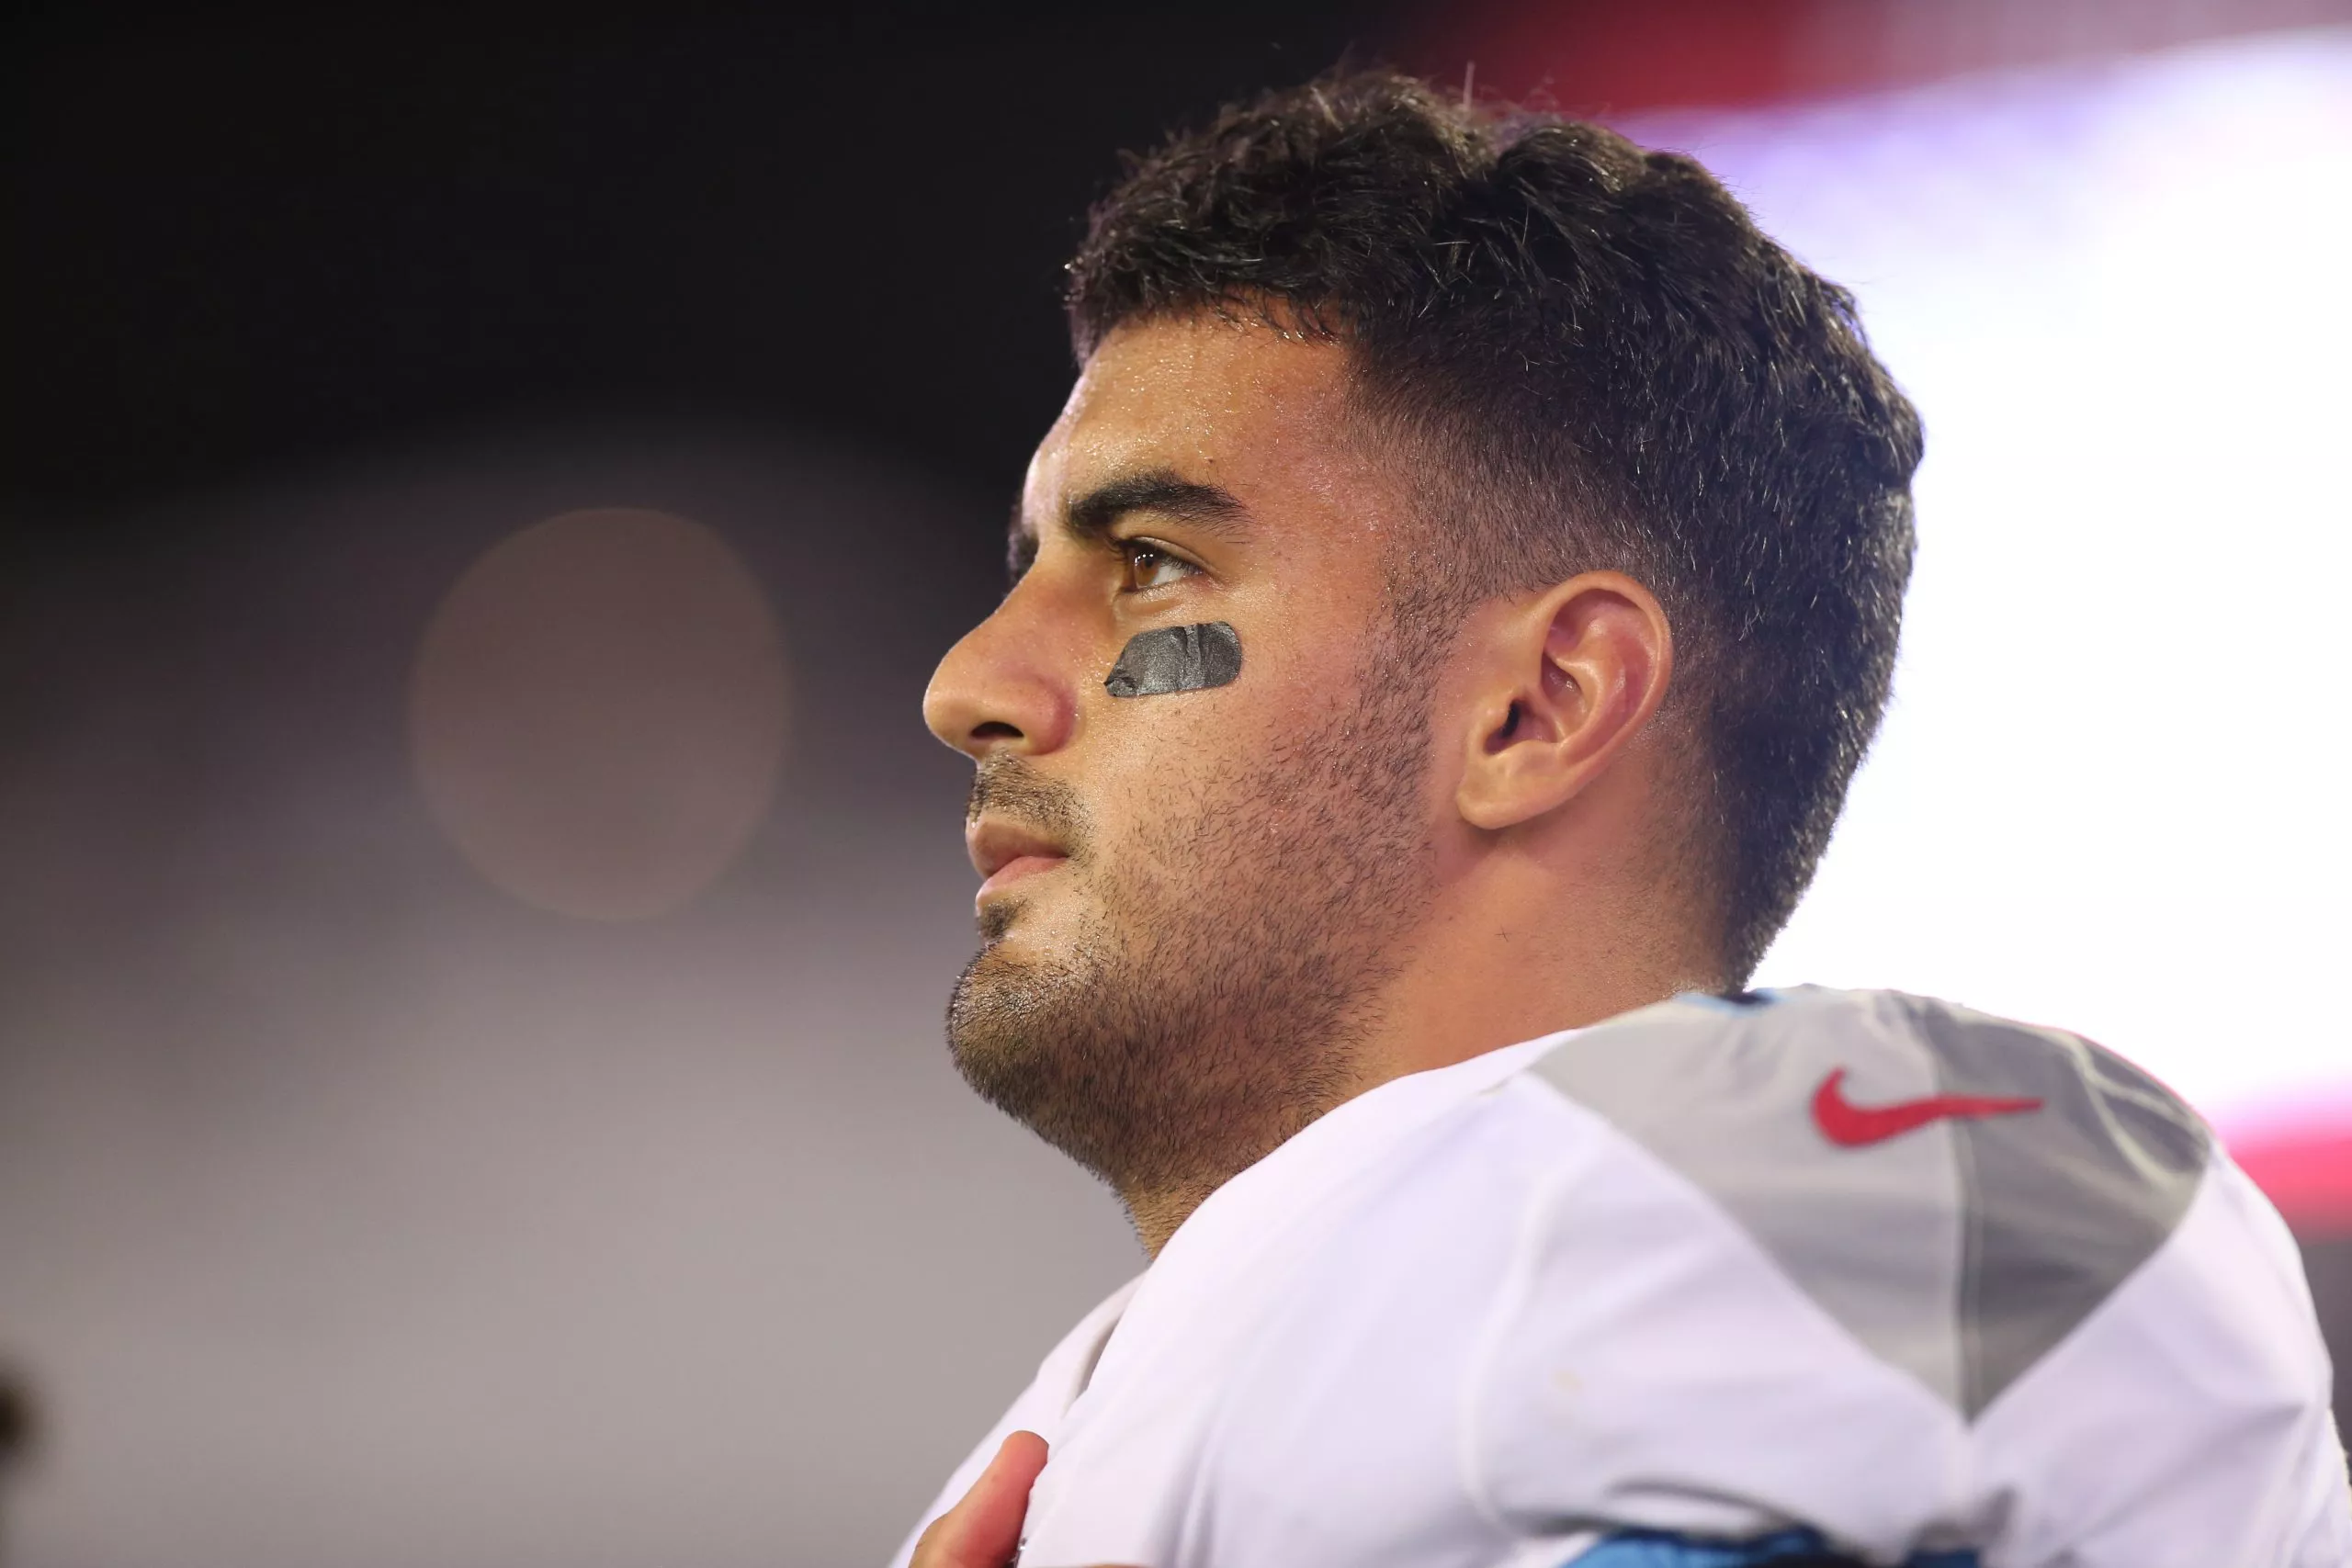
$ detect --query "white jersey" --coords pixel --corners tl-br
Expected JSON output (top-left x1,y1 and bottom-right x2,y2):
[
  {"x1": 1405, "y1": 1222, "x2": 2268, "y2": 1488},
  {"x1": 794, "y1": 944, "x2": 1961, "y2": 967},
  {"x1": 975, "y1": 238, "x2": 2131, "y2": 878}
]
[{"x1": 888, "y1": 987, "x2": 2352, "y2": 1568}]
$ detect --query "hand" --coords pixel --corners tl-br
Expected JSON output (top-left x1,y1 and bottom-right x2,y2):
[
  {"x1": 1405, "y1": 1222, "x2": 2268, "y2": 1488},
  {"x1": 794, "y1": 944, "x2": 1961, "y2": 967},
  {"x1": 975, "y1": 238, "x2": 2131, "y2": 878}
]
[{"x1": 910, "y1": 1430, "x2": 1050, "y2": 1568}]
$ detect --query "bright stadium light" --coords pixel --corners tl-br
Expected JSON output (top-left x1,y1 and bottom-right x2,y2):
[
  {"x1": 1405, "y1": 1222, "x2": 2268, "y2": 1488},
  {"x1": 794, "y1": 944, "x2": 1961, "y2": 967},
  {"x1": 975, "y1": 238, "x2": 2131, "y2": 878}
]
[{"x1": 1639, "y1": 28, "x2": 2352, "y2": 1134}]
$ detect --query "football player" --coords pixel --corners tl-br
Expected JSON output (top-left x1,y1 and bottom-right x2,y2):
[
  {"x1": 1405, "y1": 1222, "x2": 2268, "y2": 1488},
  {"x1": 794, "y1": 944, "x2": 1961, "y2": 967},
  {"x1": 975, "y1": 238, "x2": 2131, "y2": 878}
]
[{"x1": 896, "y1": 68, "x2": 2350, "y2": 1568}]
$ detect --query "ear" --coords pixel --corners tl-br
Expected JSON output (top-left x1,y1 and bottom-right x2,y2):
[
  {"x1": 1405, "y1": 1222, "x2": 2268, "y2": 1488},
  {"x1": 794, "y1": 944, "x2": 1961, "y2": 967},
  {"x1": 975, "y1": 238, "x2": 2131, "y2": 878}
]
[{"x1": 1453, "y1": 571, "x2": 1674, "y2": 832}]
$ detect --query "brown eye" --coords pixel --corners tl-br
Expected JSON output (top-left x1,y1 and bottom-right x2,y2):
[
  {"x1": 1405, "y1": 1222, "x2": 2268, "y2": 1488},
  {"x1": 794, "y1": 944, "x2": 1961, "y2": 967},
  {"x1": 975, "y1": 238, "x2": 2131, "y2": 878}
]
[{"x1": 1120, "y1": 542, "x2": 1195, "y2": 592}]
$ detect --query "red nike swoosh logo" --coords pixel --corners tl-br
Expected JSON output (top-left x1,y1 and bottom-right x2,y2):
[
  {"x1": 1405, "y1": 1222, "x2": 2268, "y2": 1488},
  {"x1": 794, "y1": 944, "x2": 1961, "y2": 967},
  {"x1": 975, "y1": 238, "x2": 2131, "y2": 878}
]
[{"x1": 1811, "y1": 1067, "x2": 2043, "y2": 1147}]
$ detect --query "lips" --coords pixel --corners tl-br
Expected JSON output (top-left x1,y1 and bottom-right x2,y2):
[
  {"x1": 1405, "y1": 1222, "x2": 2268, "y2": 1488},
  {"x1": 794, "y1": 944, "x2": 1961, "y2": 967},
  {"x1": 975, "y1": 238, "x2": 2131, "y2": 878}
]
[{"x1": 967, "y1": 817, "x2": 1069, "y2": 899}]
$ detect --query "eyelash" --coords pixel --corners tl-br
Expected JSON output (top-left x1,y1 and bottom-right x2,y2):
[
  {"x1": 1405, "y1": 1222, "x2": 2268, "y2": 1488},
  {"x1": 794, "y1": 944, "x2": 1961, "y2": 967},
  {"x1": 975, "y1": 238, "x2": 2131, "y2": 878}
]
[{"x1": 1117, "y1": 539, "x2": 1200, "y2": 593}]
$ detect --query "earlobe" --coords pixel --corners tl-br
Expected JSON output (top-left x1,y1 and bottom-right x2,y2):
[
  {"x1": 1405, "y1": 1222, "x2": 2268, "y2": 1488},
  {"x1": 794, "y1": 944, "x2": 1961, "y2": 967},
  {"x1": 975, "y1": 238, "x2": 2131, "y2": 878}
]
[{"x1": 1453, "y1": 571, "x2": 1672, "y2": 833}]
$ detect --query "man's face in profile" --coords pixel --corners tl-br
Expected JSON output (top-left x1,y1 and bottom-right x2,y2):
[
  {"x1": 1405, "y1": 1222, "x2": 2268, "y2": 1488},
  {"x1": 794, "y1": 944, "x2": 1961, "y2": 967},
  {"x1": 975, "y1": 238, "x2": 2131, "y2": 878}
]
[{"x1": 922, "y1": 315, "x2": 1451, "y2": 1224}]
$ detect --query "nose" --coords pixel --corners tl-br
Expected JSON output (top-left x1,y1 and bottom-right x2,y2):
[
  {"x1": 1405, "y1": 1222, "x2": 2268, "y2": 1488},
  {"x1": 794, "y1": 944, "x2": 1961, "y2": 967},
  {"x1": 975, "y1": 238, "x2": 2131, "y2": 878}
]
[{"x1": 922, "y1": 586, "x2": 1080, "y2": 761}]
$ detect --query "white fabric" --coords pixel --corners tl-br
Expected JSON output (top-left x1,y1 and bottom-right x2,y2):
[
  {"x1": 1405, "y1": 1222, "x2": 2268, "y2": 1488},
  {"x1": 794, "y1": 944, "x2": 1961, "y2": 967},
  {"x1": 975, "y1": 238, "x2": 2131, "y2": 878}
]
[{"x1": 886, "y1": 989, "x2": 2350, "y2": 1568}]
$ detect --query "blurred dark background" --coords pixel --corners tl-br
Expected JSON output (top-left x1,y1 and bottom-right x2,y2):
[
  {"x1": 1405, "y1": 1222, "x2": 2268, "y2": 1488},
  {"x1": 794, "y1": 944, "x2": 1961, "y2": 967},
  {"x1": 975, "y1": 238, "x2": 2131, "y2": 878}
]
[
  {"x1": 5, "y1": 2, "x2": 2348, "y2": 1565},
  {"x1": 5, "y1": 0, "x2": 1403, "y2": 523}
]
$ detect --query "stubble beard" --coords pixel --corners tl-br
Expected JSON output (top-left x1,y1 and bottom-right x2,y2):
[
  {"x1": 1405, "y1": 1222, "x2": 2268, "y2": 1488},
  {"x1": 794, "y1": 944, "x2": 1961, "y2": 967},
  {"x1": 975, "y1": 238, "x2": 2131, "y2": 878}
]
[{"x1": 945, "y1": 622, "x2": 1439, "y2": 1228}]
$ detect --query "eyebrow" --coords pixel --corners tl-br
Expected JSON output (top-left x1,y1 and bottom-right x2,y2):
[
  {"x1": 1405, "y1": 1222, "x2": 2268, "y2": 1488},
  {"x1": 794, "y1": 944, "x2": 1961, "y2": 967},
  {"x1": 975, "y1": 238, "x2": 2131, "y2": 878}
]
[{"x1": 1008, "y1": 468, "x2": 1252, "y2": 581}]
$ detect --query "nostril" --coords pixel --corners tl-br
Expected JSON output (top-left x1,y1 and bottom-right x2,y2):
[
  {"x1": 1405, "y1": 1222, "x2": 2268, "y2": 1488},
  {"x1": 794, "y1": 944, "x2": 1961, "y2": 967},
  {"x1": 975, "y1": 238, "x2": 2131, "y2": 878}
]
[{"x1": 972, "y1": 721, "x2": 1023, "y2": 740}]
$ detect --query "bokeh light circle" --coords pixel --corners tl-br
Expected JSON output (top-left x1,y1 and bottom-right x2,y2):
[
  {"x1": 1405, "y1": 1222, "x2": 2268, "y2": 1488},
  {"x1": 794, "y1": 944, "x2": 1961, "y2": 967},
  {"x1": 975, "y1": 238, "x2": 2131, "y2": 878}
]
[{"x1": 409, "y1": 507, "x2": 789, "y2": 920}]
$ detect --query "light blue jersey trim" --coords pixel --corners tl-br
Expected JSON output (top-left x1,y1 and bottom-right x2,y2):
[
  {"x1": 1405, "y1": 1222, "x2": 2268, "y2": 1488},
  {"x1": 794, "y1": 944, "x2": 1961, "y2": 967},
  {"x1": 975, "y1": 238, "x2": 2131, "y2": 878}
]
[{"x1": 1565, "y1": 1527, "x2": 1979, "y2": 1568}]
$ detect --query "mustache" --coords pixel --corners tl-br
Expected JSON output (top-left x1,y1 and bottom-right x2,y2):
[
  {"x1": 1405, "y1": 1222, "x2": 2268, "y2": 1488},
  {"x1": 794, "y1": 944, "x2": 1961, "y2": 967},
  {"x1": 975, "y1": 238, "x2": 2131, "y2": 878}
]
[{"x1": 967, "y1": 755, "x2": 1090, "y2": 858}]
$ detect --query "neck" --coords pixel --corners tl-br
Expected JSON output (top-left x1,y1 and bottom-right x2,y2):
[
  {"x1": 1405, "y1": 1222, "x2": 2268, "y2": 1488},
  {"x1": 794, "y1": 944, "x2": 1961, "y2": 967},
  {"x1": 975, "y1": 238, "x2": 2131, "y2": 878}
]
[
  {"x1": 1125, "y1": 1181, "x2": 1218, "y2": 1258},
  {"x1": 1356, "y1": 877, "x2": 1720, "y2": 1088},
  {"x1": 1117, "y1": 877, "x2": 1717, "y2": 1259}
]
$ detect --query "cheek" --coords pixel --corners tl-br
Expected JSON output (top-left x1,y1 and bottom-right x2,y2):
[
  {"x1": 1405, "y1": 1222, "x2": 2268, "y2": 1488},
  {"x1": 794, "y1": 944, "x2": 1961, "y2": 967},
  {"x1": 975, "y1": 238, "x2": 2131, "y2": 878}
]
[
  {"x1": 1077, "y1": 696, "x2": 1269, "y2": 865},
  {"x1": 1091, "y1": 682, "x2": 1274, "y2": 793}
]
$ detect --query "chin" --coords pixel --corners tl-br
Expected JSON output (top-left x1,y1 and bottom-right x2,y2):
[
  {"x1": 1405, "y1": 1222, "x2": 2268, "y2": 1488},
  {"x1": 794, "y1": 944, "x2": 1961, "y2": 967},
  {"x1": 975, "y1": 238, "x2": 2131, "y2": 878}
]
[
  {"x1": 945, "y1": 937, "x2": 1064, "y2": 1106},
  {"x1": 953, "y1": 895, "x2": 1097, "y2": 1040},
  {"x1": 976, "y1": 897, "x2": 1018, "y2": 945},
  {"x1": 976, "y1": 878, "x2": 1089, "y2": 949},
  {"x1": 977, "y1": 895, "x2": 1052, "y2": 950}
]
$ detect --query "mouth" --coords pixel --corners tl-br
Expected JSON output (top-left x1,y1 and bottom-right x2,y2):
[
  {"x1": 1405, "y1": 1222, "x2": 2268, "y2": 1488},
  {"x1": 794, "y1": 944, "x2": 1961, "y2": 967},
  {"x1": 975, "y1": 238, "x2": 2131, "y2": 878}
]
[{"x1": 967, "y1": 817, "x2": 1070, "y2": 906}]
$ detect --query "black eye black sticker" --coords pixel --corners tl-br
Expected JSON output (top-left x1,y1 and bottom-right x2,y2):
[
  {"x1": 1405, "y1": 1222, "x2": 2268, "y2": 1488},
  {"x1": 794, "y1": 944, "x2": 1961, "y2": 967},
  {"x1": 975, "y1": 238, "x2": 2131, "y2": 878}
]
[{"x1": 1103, "y1": 622, "x2": 1243, "y2": 698}]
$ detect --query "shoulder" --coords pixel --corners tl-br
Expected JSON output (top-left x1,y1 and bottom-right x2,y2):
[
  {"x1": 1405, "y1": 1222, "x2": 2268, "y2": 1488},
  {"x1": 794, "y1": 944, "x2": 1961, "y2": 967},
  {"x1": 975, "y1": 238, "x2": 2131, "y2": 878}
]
[
  {"x1": 1510, "y1": 985, "x2": 2217, "y2": 1416},
  {"x1": 1459, "y1": 987, "x2": 2345, "y2": 1561},
  {"x1": 1172, "y1": 991, "x2": 2345, "y2": 1563}
]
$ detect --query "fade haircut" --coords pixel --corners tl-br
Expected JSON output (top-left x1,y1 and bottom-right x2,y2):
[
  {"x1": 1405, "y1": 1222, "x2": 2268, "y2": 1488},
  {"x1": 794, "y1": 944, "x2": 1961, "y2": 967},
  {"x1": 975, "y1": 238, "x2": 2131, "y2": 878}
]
[{"x1": 1065, "y1": 67, "x2": 1922, "y2": 985}]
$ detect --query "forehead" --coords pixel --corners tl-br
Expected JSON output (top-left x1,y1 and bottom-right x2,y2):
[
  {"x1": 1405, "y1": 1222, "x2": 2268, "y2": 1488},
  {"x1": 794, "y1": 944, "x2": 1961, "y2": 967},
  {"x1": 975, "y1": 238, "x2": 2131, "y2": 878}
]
[{"x1": 1021, "y1": 316, "x2": 1358, "y2": 526}]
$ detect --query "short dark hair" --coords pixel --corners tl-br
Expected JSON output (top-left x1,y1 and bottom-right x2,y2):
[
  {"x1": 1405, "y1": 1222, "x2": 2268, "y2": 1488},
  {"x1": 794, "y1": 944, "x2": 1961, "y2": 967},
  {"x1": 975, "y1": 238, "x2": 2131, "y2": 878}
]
[{"x1": 1066, "y1": 67, "x2": 1922, "y2": 984}]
